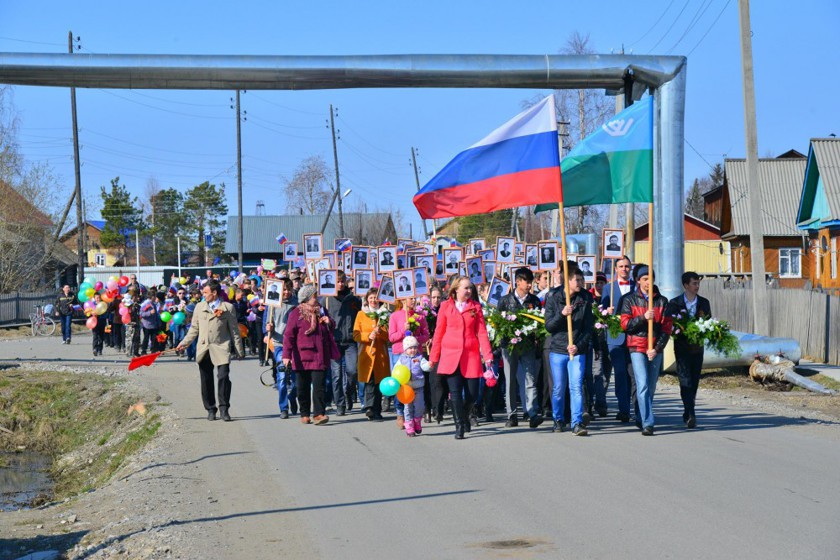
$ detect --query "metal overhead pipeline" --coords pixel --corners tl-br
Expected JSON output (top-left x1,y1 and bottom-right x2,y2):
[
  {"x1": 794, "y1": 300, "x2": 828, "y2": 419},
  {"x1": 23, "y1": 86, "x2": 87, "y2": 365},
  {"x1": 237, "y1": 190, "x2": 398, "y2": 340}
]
[
  {"x1": 0, "y1": 51, "x2": 687, "y2": 299},
  {"x1": 0, "y1": 53, "x2": 685, "y2": 92}
]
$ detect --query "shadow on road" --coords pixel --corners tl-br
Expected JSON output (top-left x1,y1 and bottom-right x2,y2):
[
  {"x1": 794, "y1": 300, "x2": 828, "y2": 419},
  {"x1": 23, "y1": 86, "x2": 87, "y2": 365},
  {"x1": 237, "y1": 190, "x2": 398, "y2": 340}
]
[
  {"x1": 118, "y1": 451, "x2": 253, "y2": 481},
  {"x1": 64, "y1": 490, "x2": 480, "y2": 559}
]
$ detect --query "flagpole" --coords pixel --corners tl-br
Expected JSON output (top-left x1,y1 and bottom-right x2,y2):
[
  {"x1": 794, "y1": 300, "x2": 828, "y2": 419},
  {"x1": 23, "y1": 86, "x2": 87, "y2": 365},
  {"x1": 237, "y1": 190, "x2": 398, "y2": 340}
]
[
  {"x1": 647, "y1": 202, "x2": 654, "y2": 351},
  {"x1": 610, "y1": 258, "x2": 616, "y2": 312},
  {"x1": 557, "y1": 199, "x2": 574, "y2": 346}
]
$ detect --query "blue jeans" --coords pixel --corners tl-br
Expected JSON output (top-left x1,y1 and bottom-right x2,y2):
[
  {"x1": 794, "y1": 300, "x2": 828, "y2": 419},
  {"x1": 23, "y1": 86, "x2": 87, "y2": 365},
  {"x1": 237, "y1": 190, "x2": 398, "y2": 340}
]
[
  {"x1": 630, "y1": 351, "x2": 663, "y2": 428},
  {"x1": 60, "y1": 314, "x2": 73, "y2": 342},
  {"x1": 608, "y1": 345, "x2": 632, "y2": 416},
  {"x1": 549, "y1": 352, "x2": 586, "y2": 426},
  {"x1": 273, "y1": 345, "x2": 296, "y2": 413},
  {"x1": 171, "y1": 324, "x2": 186, "y2": 348}
]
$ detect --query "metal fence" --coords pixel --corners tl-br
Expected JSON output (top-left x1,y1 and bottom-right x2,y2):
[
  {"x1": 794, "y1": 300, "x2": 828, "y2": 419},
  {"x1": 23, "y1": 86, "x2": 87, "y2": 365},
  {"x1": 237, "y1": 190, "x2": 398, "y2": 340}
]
[
  {"x1": 702, "y1": 278, "x2": 839, "y2": 364},
  {"x1": 0, "y1": 290, "x2": 60, "y2": 328}
]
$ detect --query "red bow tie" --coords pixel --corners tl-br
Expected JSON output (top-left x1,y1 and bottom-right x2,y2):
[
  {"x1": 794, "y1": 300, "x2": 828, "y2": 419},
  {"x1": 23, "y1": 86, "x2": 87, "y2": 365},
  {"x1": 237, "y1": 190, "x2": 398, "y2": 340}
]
[{"x1": 618, "y1": 281, "x2": 631, "y2": 286}]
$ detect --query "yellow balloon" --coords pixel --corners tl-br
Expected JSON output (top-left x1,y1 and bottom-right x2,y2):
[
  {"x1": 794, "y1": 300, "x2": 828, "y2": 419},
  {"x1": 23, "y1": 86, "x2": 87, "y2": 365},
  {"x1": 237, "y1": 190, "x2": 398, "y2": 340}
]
[
  {"x1": 179, "y1": 277, "x2": 187, "y2": 284},
  {"x1": 392, "y1": 364, "x2": 410, "y2": 386},
  {"x1": 94, "y1": 301, "x2": 108, "y2": 316},
  {"x1": 247, "y1": 294, "x2": 255, "y2": 301}
]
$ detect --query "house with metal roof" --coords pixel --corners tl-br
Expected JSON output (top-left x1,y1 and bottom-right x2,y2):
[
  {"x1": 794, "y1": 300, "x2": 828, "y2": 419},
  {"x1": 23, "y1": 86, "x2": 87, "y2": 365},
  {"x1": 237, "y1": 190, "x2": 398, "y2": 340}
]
[
  {"x1": 796, "y1": 138, "x2": 840, "y2": 290},
  {"x1": 720, "y1": 153, "x2": 809, "y2": 288},
  {"x1": 225, "y1": 212, "x2": 397, "y2": 266},
  {"x1": 60, "y1": 219, "x2": 154, "y2": 268}
]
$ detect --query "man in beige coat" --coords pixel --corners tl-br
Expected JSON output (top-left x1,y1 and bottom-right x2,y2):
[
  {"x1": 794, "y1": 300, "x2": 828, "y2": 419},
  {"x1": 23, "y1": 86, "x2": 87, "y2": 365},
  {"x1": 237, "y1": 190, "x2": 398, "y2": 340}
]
[{"x1": 178, "y1": 280, "x2": 245, "y2": 421}]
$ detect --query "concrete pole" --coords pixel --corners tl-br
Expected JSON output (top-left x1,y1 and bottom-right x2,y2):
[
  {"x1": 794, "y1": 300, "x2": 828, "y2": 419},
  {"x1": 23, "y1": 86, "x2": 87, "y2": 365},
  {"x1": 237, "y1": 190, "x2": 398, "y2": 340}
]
[{"x1": 738, "y1": 0, "x2": 770, "y2": 335}]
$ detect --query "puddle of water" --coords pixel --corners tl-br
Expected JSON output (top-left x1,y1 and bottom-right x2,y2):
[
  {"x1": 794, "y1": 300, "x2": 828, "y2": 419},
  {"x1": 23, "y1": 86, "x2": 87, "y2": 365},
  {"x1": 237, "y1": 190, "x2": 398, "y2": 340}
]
[{"x1": 0, "y1": 451, "x2": 54, "y2": 511}]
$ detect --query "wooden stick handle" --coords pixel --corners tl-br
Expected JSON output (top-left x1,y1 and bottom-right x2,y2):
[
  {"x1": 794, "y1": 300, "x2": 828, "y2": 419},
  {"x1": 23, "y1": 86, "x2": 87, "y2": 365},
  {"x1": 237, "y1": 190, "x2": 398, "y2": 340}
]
[{"x1": 648, "y1": 202, "x2": 654, "y2": 351}]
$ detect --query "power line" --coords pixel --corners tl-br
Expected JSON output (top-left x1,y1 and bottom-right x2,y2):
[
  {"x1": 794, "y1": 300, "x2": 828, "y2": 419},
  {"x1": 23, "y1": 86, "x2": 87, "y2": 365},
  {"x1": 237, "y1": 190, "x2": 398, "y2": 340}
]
[
  {"x1": 687, "y1": 0, "x2": 734, "y2": 55},
  {"x1": 648, "y1": 0, "x2": 692, "y2": 53},
  {"x1": 685, "y1": 138, "x2": 716, "y2": 170},
  {"x1": 628, "y1": 0, "x2": 676, "y2": 47},
  {"x1": 0, "y1": 35, "x2": 64, "y2": 47},
  {"x1": 96, "y1": 89, "x2": 230, "y2": 120},
  {"x1": 667, "y1": 0, "x2": 715, "y2": 53}
]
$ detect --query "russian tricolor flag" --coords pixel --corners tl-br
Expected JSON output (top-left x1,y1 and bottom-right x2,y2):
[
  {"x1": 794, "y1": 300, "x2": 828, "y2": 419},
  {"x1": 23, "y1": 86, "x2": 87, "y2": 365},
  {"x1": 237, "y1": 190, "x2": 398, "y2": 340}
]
[
  {"x1": 275, "y1": 232, "x2": 288, "y2": 244},
  {"x1": 413, "y1": 95, "x2": 561, "y2": 219}
]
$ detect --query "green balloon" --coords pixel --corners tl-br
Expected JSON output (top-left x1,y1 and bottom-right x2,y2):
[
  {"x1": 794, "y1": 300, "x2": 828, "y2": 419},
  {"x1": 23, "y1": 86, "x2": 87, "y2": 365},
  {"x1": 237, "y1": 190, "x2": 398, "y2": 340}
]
[
  {"x1": 160, "y1": 311, "x2": 172, "y2": 323},
  {"x1": 379, "y1": 377, "x2": 400, "y2": 397}
]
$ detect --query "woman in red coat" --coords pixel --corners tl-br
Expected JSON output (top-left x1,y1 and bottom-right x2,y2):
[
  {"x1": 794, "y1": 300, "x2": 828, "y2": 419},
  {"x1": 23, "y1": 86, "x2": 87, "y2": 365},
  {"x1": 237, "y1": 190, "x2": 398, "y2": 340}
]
[{"x1": 429, "y1": 276, "x2": 494, "y2": 439}]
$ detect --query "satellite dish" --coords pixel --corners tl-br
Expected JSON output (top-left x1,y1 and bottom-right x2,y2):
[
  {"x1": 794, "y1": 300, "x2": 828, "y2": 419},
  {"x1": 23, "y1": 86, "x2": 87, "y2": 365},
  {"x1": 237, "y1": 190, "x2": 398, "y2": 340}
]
[
  {"x1": 718, "y1": 242, "x2": 724, "y2": 255},
  {"x1": 821, "y1": 235, "x2": 829, "y2": 253}
]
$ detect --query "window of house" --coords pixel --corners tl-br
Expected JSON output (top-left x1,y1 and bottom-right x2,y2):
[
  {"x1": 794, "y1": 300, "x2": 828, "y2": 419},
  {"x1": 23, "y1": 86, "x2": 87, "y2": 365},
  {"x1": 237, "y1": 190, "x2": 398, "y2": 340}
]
[
  {"x1": 94, "y1": 253, "x2": 106, "y2": 267},
  {"x1": 778, "y1": 248, "x2": 801, "y2": 278},
  {"x1": 832, "y1": 236, "x2": 837, "y2": 279}
]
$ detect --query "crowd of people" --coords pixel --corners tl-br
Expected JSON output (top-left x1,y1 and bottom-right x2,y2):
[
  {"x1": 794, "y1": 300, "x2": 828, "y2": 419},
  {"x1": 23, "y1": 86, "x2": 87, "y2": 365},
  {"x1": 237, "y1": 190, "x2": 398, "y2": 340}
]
[{"x1": 56, "y1": 256, "x2": 712, "y2": 438}]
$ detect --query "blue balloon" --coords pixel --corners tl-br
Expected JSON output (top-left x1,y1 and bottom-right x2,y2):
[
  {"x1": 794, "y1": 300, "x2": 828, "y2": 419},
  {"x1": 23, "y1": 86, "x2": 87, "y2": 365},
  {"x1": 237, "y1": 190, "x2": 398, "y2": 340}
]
[{"x1": 379, "y1": 377, "x2": 400, "y2": 397}]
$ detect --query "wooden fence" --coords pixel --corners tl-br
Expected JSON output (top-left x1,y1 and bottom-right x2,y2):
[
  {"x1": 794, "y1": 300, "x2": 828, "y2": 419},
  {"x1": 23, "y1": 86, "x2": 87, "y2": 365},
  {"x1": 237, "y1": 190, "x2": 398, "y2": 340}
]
[
  {"x1": 702, "y1": 278, "x2": 839, "y2": 364},
  {"x1": 0, "y1": 290, "x2": 61, "y2": 328}
]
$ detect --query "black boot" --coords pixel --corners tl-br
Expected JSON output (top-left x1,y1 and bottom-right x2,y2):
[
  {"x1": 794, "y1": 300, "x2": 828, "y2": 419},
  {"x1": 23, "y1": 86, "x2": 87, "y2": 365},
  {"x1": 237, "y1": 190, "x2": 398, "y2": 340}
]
[
  {"x1": 466, "y1": 404, "x2": 478, "y2": 431},
  {"x1": 452, "y1": 404, "x2": 465, "y2": 440}
]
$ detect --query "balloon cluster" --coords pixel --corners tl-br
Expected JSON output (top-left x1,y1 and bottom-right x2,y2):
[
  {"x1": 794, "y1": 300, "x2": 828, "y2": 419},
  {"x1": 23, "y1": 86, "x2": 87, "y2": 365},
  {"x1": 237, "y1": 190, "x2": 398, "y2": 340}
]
[
  {"x1": 379, "y1": 363, "x2": 415, "y2": 404},
  {"x1": 77, "y1": 275, "x2": 130, "y2": 329},
  {"x1": 483, "y1": 366, "x2": 498, "y2": 388}
]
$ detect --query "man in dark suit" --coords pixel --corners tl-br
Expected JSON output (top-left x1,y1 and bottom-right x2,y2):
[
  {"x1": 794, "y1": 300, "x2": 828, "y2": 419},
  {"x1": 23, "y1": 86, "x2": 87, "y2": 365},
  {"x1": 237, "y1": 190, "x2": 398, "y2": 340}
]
[
  {"x1": 580, "y1": 260, "x2": 593, "y2": 277},
  {"x1": 600, "y1": 255, "x2": 635, "y2": 422},
  {"x1": 398, "y1": 276, "x2": 411, "y2": 293},
  {"x1": 499, "y1": 242, "x2": 511, "y2": 259},
  {"x1": 667, "y1": 271, "x2": 711, "y2": 429},
  {"x1": 606, "y1": 235, "x2": 621, "y2": 253},
  {"x1": 321, "y1": 273, "x2": 336, "y2": 290},
  {"x1": 354, "y1": 250, "x2": 367, "y2": 265},
  {"x1": 381, "y1": 281, "x2": 394, "y2": 297},
  {"x1": 380, "y1": 251, "x2": 394, "y2": 266},
  {"x1": 357, "y1": 274, "x2": 370, "y2": 290},
  {"x1": 445, "y1": 254, "x2": 459, "y2": 270},
  {"x1": 415, "y1": 271, "x2": 427, "y2": 289}
]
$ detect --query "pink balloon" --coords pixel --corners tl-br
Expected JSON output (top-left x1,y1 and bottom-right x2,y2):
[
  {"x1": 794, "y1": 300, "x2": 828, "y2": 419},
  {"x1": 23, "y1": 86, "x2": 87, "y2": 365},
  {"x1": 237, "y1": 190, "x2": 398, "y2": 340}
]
[
  {"x1": 485, "y1": 376, "x2": 497, "y2": 388},
  {"x1": 94, "y1": 281, "x2": 104, "y2": 291},
  {"x1": 85, "y1": 316, "x2": 98, "y2": 329},
  {"x1": 106, "y1": 279, "x2": 118, "y2": 291},
  {"x1": 83, "y1": 300, "x2": 96, "y2": 310}
]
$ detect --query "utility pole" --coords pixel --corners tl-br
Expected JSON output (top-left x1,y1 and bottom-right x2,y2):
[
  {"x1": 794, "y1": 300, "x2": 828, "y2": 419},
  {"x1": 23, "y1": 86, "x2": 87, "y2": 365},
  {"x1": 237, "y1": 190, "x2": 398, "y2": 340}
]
[
  {"x1": 622, "y1": 59, "x2": 636, "y2": 261},
  {"x1": 68, "y1": 31, "x2": 84, "y2": 285},
  {"x1": 232, "y1": 90, "x2": 245, "y2": 271},
  {"x1": 410, "y1": 147, "x2": 429, "y2": 238},
  {"x1": 328, "y1": 104, "x2": 345, "y2": 237},
  {"x1": 738, "y1": 0, "x2": 770, "y2": 335}
]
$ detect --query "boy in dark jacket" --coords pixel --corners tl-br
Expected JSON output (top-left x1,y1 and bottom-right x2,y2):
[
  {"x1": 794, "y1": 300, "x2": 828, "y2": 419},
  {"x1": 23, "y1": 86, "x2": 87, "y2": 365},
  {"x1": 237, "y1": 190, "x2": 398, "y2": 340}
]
[
  {"x1": 545, "y1": 268, "x2": 594, "y2": 435},
  {"x1": 619, "y1": 265, "x2": 672, "y2": 436},
  {"x1": 667, "y1": 271, "x2": 711, "y2": 429},
  {"x1": 497, "y1": 267, "x2": 543, "y2": 428}
]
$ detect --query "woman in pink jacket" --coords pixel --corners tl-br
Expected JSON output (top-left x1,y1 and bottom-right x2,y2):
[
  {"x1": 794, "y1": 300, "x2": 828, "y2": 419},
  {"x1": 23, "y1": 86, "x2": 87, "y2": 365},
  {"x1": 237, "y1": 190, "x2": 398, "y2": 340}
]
[
  {"x1": 388, "y1": 296, "x2": 429, "y2": 428},
  {"x1": 429, "y1": 276, "x2": 493, "y2": 440}
]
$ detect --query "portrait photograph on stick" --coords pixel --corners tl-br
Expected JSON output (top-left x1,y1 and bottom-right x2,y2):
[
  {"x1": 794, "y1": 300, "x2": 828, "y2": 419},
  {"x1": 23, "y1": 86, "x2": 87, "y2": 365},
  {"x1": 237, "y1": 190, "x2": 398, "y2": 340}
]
[
  {"x1": 486, "y1": 276, "x2": 511, "y2": 307},
  {"x1": 466, "y1": 256, "x2": 484, "y2": 285},
  {"x1": 303, "y1": 233, "x2": 323, "y2": 261},
  {"x1": 354, "y1": 269, "x2": 373, "y2": 296},
  {"x1": 393, "y1": 269, "x2": 415, "y2": 298},
  {"x1": 602, "y1": 228, "x2": 625, "y2": 259},
  {"x1": 283, "y1": 242, "x2": 298, "y2": 261},
  {"x1": 318, "y1": 269, "x2": 339, "y2": 297},
  {"x1": 352, "y1": 246, "x2": 371, "y2": 270},
  {"x1": 443, "y1": 248, "x2": 463, "y2": 274},
  {"x1": 377, "y1": 246, "x2": 398, "y2": 272},
  {"x1": 576, "y1": 255, "x2": 597, "y2": 283},
  {"x1": 377, "y1": 274, "x2": 395, "y2": 304},
  {"x1": 496, "y1": 236, "x2": 515, "y2": 263},
  {"x1": 537, "y1": 240, "x2": 558, "y2": 270},
  {"x1": 469, "y1": 238, "x2": 486, "y2": 255},
  {"x1": 413, "y1": 267, "x2": 430, "y2": 297}
]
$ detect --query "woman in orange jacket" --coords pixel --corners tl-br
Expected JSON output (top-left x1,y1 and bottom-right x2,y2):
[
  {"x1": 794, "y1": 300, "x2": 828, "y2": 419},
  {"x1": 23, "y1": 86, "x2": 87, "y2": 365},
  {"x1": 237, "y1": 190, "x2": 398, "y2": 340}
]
[
  {"x1": 429, "y1": 275, "x2": 494, "y2": 440},
  {"x1": 353, "y1": 289, "x2": 391, "y2": 421}
]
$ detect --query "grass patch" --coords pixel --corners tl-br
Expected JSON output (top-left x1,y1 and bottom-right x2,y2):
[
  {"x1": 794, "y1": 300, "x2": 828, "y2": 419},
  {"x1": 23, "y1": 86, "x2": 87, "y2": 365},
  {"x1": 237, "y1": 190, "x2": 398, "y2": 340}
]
[{"x1": 0, "y1": 368, "x2": 160, "y2": 500}]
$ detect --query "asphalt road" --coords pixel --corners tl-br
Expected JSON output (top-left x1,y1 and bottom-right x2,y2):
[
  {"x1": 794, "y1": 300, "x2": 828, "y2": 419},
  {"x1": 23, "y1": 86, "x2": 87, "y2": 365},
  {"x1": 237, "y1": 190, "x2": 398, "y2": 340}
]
[{"x1": 5, "y1": 334, "x2": 840, "y2": 559}]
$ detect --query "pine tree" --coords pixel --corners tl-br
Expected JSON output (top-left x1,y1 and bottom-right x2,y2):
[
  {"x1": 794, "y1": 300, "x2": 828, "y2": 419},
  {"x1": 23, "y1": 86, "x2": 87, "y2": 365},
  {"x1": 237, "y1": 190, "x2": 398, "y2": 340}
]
[
  {"x1": 184, "y1": 181, "x2": 228, "y2": 265},
  {"x1": 100, "y1": 177, "x2": 144, "y2": 263},
  {"x1": 685, "y1": 178, "x2": 704, "y2": 219}
]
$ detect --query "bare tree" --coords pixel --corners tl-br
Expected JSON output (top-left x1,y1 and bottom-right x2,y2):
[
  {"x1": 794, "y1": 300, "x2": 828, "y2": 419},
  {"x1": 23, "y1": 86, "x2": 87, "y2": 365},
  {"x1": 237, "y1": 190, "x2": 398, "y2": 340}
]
[{"x1": 283, "y1": 155, "x2": 333, "y2": 215}]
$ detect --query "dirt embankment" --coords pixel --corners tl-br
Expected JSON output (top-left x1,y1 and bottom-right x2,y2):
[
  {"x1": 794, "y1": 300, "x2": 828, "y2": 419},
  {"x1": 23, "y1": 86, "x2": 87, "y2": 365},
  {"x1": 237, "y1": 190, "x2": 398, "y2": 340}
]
[{"x1": 0, "y1": 365, "x2": 172, "y2": 559}]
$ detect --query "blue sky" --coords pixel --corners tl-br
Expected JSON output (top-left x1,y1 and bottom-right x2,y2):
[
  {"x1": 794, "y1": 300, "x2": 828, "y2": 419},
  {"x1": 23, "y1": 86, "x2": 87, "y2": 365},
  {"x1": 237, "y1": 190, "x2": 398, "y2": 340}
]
[{"x1": 2, "y1": 0, "x2": 838, "y2": 238}]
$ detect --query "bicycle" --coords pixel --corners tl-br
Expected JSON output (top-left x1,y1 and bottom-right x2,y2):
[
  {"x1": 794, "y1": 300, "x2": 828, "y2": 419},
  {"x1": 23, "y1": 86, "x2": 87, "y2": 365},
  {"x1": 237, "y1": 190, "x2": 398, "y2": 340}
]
[{"x1": 30, "y1": 304, "x2": 56, "y2": 337}]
